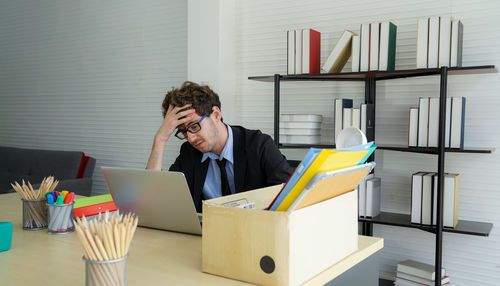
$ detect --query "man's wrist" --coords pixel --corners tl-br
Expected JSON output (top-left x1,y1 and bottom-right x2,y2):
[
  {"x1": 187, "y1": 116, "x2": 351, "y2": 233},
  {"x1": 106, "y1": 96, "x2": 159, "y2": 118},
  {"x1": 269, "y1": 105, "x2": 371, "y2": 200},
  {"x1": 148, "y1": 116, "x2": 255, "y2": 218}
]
[{"x1": 154, "y1": 134, "x2": 169, "y2": 146}]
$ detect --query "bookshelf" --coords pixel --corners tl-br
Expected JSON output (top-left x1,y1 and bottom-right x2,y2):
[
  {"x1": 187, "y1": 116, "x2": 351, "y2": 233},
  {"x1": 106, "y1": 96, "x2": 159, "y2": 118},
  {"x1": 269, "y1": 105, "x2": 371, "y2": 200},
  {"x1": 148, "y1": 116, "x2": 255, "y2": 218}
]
[{"x1": 249, "y1": 65, "x2": 496, "y2": 286}]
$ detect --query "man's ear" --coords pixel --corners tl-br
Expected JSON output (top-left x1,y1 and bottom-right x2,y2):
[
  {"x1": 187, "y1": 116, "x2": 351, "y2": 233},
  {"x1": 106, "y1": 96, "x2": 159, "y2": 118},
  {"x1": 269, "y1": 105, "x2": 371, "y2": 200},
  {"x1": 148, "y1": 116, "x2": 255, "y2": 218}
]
[{"x1": 211, "y1": 106, "x2": 222, "y2": 122}]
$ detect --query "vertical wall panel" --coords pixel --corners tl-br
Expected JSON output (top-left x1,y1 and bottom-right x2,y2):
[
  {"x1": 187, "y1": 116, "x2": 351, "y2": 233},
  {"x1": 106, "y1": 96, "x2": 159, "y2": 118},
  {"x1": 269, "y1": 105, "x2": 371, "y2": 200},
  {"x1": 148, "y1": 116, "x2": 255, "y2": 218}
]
[
  {"x1": 0, "y1": 0, "x2": 187, "y2": 195},
  {"x1": 234, "y1": 0, "x2": 500, "y2": 284}
]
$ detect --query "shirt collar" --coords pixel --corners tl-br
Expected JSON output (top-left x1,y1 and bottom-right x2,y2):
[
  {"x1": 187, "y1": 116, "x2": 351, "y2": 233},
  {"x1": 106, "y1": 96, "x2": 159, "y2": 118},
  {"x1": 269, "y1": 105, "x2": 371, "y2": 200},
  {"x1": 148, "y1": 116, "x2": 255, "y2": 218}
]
[{"x1": 201, "y1": 123, "x2": 233, "y2": 163}]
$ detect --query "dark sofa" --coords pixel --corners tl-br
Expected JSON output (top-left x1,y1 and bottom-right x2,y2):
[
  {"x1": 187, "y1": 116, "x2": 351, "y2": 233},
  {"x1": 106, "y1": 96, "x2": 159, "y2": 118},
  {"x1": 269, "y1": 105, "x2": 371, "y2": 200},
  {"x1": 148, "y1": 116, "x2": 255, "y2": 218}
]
[{"x1": 0, "y1": 146, "x2": 96, "y2": 196}]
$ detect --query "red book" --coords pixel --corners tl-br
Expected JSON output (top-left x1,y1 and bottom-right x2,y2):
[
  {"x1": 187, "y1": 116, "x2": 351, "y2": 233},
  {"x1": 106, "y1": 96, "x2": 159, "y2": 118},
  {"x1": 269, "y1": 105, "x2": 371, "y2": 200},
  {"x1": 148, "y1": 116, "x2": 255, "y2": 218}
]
[
  {"x1": 301, "y1": 29, "x2": 321, "y2": 74},
  {"x1": 73, "y1": 201, "x2": 117, "y2": 219}
]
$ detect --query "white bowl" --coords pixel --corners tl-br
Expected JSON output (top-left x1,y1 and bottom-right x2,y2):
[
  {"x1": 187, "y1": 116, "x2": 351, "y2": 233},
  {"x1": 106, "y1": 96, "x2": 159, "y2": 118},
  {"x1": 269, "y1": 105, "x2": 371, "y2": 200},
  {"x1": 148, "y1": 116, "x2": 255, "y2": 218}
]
[{"x1": 336, "y1": 127, "x2": 367, "y2": 149}]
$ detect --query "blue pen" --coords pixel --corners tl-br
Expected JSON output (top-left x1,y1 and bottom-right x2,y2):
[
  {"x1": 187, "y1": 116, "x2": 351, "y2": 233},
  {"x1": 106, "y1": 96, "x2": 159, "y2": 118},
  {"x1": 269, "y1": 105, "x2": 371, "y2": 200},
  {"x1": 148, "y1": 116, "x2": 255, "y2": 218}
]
[
  {"x1": 46, "y1": 193, "x2": 55, "y2": 230},
  {"x1": 46, "y1": 193, "x2": 55, "y2": 205}
]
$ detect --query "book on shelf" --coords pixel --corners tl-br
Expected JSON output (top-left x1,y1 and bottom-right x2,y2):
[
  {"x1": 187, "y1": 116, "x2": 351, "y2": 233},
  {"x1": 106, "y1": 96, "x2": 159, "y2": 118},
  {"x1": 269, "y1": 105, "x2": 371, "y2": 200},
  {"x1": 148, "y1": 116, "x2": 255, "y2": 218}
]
[
  {"x1": 369, "y1": 22, "x2": 380, "y2": 71},
  {"x1": 322, "y1": 29, "x2": 355, "y2": 73},
  {"x1": 450, "y1": 97, "x2": 466, "y2": 149},
  {"x1": 396, "y1": 272, "x2": 451, "y2": 286},
  {"x1": 415, "y1": 16, "x2": 463, "y2": 69},
  {"x1": 408, "y1": 107, "x2": 419, "y2": 147},
  {"x1": 301, "y1": 28, "x2": 321, "y2": 74},
  {"x1": 295, "y1": 29, "x2": 302, "y2": 74},
  {"x1": 432, "y1": 173, "x2": 438, "y2": 226},
  {"x1": 360, "y1": 23, "x2": 370, "y2": 72},
  {"x1": 427, "y1": 97, "x2": 440, "y2": 147},
  {"x1": 365, "y1": 103, "x2": 375, "y2": 141},
  {"x1": 351, "y1": 35, "x2": 360, "y2": 72},
  {"x1": 352, "y1": 108, "x2": 360, "y2": 129},
  {"x1": 343, "y1": 107, "x2": 353, "y2": 129},
  {"x1": 280, "y1": 135, "x2": 321, "y2": 145},
  {"x1": 439, "y1": 16, "x2": 454, "y2": 67},
  {"x1": 450, "y1": 20, "x2": 463, "y2": 67},
  {"x1": 287, "y1": 30, "x2": 296, "y2": 74},
  {"x1": 358, "y1": 173, "x2": 374, "y2": 217},
  {"x1": 365, "y1": 177, "x2": 381, "y2": 217},
  {"x1": 445, "y1": 97, "x2": 452, "y2": 147},
  {"x1": 268, "y1": 142, "x2": 376, "y2": 211},
  {"x1": 280, "y1": 128, "x2": 321, "y2": 136},
  {"x1": 444, "y1": 173, "x2": 459, "y2": 228},
  {"x1": 427, "y1": 16, "x2": 440, "y2": 68},
  {"x1": 379, "y1": 21, "x2": 397, "y2": 71},
  {"x1": 281, "y1": 121, "x2": 322, "y2": 129},
  {"x1": 360, "y1": 104, "x2": 367, "y2": 136},
  {"x1": 397, "y1": 259, "x2": 446, "y2": 281},
  {"x1": 411, "y1": 172, "x2": 427, "y2": 224},
  {"x1": 417, "y1": 97, "x2": 429, "y2": 147},
  {"x1": 416, "y1": 18, "x2": 429, "y2": 69},
  {"x1": 433, "y1": 173, "x2": 460, "y2": 228},
  {"x1": 280, "y1": 114, "x2": 323, "y2": 122},
  {"x1": 334, "y1": 98, "x2": 353, "y2": 142},
  {"x1": 421, "y1": 172, "x2": 436, "y2": 225}
]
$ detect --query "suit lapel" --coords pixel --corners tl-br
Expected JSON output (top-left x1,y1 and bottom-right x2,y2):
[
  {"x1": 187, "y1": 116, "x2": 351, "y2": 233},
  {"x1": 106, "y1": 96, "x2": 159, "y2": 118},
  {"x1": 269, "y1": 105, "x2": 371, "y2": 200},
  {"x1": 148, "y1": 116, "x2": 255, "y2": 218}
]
[
  {"x1": 231, "y1": 126, "x2": 247, "y2": 193},
  {"x1": 193, "y1": 157, "x2": 210, "y2": 208}
]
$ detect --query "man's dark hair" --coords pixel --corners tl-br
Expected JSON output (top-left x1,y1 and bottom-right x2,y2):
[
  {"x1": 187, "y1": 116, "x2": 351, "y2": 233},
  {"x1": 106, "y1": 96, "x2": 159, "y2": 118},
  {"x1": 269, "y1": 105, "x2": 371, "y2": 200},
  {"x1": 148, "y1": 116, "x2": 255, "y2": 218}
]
[{"x1": 162, "y1": 81, "x2": 221, "y2": 118}]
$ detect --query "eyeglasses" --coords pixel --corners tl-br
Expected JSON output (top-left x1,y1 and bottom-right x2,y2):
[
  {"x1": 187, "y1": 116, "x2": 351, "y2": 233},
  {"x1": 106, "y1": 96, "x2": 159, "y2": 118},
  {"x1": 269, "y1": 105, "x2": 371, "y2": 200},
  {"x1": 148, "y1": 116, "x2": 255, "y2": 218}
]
[{"x1": 175, "y1": 112, "x2": 210, "y2": 140}]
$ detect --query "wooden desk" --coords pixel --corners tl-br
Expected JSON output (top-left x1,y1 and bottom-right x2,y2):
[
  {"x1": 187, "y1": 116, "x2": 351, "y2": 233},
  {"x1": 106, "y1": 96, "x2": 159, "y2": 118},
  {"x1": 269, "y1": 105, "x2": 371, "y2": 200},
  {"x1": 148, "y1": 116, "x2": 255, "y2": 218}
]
[{"x1": 0, "y1": 193, "x2": 383, "y2": 285}]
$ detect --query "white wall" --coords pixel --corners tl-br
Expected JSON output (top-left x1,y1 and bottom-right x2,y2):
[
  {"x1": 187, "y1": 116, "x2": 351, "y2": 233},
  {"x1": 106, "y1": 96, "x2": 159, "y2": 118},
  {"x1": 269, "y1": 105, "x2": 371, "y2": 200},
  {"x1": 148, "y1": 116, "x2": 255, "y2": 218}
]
[
  {"x1": 233, "y1": 0, "x2": 500, "y2": 285},
  {"x1": 187, "y1": 0, "x2": 238, "y2": 123},
  {"x1": 0, "y1": 0, "x2": 187, "y2": 195},
  {"x1": 2, "y1": 1, "x2": 500, "y2": 284}
]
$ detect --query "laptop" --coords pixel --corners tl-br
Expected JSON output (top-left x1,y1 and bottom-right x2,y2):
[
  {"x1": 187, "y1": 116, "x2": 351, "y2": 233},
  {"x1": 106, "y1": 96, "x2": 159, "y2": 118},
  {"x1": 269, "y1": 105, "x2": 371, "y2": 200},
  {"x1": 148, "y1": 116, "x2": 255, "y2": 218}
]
[{"x1": 101, "y1": 167, "x2": 202, "y2": 235}]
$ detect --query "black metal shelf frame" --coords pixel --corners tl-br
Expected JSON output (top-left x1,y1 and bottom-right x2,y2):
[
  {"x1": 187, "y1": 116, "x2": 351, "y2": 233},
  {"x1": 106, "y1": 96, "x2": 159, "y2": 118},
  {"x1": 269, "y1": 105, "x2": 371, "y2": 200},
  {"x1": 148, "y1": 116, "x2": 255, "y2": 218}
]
[{"x1": 249, "y1": 65, "x2": 496, "y2": 286}]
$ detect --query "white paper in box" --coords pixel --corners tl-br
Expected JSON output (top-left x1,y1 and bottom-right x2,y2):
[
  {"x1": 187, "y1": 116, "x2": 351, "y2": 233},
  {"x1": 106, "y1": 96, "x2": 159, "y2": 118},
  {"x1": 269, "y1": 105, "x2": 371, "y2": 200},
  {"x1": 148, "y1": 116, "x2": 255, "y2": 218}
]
[{"x1": 202, "y1": 184, "x2": 358, "y2": 286}]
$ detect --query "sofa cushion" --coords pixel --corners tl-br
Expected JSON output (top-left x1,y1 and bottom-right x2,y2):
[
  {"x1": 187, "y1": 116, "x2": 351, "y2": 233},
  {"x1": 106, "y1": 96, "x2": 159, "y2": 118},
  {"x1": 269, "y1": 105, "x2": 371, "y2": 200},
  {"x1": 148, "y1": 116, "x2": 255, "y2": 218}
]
[{"x1": 0, "y1": 146, "x2": 86, "y2": 192}]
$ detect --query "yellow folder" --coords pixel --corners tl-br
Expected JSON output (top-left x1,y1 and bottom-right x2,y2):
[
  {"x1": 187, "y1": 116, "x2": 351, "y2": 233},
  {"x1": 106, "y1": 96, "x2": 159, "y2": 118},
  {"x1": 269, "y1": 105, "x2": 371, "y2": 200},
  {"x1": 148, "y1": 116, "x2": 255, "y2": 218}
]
[
  {"x1": 289, "y1": 164, "x2": 373, "y2": 211},
  {"x1": 275, "y1": 148, "x2": 370, "y2": 211}
]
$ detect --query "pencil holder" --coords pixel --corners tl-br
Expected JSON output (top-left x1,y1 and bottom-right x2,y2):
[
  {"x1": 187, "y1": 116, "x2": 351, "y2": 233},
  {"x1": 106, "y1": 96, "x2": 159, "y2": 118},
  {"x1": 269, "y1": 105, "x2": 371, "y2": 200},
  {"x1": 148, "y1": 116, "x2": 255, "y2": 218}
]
[
  {"x1": 83, "y1": 255, "x2": 128, "y2": 286},
  {"x1": 22, "y1": 199, "x2": 48, "y2": 230},
  {"x1": 47, "y1": 202, "x2": 75, "y2": 234}
]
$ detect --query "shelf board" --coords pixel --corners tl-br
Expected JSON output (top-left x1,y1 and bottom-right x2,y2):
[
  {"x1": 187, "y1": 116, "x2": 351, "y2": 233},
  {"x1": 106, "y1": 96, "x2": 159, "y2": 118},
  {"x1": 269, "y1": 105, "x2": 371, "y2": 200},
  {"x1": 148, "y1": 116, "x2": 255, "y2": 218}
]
[
  {"x1": 279, "y1": 143, "x2": 495, "y2": 154},
  {"x1": 359, "y1": 212, "x2": 493, "y2": 236},
  {"x1": 248, "y1": 65, "x2": 496, "y2": 82},
  {"x1": 377, "y1": 145, "x2": 495, "y2": 154}
]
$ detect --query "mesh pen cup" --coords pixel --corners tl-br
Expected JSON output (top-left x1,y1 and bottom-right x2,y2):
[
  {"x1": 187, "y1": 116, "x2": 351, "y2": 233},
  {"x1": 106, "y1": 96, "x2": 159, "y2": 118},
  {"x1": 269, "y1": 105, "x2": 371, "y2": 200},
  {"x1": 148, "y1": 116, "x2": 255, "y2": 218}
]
[
  {"x1": 83, "y1": 255, "x2": 128, "y2": 286},
  {"x1": 22, "y1": 199, "x2": 48, "y2": 230},
  {"x1": 47, "y1": 202, "x2": 75, "y2": 234}
]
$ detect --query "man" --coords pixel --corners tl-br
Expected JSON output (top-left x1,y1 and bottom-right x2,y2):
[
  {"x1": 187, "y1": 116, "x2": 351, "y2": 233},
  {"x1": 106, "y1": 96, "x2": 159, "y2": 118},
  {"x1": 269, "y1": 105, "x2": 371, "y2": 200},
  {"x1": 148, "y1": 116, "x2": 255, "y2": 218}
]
[{"x1": 147, "y1": 81, "x2": 293, "y2": 212}]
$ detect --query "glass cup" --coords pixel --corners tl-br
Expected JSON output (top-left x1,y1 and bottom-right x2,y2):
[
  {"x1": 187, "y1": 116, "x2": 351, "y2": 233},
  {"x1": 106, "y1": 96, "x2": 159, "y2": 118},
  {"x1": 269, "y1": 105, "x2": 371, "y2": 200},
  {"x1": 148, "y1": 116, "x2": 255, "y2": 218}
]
[
  {"x1": 22, "y1": 199, "x2": 48, "y2": 230},
  {"x1": 83, "y1": 255, "x2": 128, "y2": 286},
  {"x1": 47, "y1": 202, "x2": 75, "y2": 234}
]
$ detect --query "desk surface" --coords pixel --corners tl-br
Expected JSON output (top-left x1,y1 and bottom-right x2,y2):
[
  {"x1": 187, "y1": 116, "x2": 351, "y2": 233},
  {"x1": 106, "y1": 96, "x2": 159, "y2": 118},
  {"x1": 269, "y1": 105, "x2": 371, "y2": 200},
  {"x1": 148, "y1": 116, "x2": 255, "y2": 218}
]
[{"x1": 0, "y1": 193, "x2": 383, "y2": 285}]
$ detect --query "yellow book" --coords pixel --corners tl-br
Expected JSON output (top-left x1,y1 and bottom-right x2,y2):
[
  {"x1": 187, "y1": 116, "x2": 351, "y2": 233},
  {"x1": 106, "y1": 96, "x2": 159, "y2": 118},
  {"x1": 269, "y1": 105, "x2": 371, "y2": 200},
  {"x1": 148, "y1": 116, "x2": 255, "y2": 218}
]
[{"x1": 275, "y1": 148, "x2": 370, "y2": 211}]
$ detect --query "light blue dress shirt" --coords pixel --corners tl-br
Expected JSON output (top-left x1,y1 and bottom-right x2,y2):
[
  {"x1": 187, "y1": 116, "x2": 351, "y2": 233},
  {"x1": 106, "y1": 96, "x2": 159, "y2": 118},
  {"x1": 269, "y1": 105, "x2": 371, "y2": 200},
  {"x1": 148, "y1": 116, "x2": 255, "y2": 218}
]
[{"x1": 201, "y1": 123, "x2": 235, "y2": 199}]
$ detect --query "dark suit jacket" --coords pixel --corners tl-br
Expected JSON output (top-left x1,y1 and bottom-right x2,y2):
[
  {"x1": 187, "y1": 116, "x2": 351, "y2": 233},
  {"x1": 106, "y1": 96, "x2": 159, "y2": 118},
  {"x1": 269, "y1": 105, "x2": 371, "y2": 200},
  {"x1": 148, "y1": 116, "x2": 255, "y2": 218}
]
[{"x1": 169, "y1": 125, "x2": 293, "y2": 212}]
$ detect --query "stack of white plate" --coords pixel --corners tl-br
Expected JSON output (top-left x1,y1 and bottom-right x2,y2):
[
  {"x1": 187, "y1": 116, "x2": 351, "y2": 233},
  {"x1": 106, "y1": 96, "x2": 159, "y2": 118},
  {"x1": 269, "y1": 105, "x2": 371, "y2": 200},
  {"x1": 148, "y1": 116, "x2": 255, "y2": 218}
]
[{"x1": 279, "y1": 114, "x2": 323, "y2": 144}]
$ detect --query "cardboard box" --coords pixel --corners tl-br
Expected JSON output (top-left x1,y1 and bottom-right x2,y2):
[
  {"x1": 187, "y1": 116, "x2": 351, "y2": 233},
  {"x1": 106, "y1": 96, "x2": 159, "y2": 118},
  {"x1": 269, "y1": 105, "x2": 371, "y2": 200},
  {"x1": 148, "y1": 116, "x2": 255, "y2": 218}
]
[{"x1": 202, "y1": 184, "x2": 358, "y2": 286}]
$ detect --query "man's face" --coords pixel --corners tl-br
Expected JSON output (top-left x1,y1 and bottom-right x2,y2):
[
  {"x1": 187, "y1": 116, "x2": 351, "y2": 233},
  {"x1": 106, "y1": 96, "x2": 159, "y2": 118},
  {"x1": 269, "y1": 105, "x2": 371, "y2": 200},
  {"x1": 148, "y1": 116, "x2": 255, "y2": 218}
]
[{"x1": 178, "y1": 112, "x2": 219, "y2": 153}]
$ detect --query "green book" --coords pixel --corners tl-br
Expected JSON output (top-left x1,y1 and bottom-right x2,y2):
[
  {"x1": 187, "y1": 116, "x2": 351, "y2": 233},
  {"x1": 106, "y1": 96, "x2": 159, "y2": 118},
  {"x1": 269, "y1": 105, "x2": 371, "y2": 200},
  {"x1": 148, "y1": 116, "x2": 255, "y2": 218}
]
[
  {"x1": 379, "y1": 21, "x2": 397, "y2": 71},
  {"x1": 73, "y1": 194, "x2": 113, "y2": 209}
]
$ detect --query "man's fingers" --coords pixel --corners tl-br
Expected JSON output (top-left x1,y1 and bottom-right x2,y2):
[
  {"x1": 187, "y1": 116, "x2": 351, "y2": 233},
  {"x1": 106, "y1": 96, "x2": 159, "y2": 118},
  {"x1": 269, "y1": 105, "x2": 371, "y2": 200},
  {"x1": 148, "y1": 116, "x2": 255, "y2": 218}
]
[
  {"x1": 177, "y1": 115, "x2": 195, "y2": 125},
  {"x1": 172, "y1": 104, "x2": 192, "y2": 114},
  {"x1": 175, "y1": 108, "x2": 196, "y2": 119}
]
